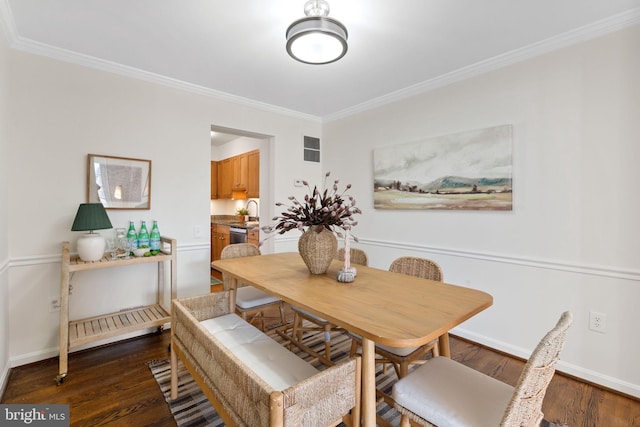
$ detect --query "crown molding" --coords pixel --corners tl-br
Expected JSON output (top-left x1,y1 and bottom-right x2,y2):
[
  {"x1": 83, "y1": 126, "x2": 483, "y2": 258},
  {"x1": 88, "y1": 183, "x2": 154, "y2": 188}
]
[
  {"x1": 0, "y1": 0, "x2": 319, "y2": 124},
  {"x1": 15, "y1": 38, "x2": 320, "y2": 123},
  {"x1": 2, "y1": 1, "x2": 638, "y2": 124},
  {"x1": 323, "y1": 8, "x2": 640, "y2": 122},
  {"x1": 0, "y1": 0, "x2": 17, "y2": 46}
]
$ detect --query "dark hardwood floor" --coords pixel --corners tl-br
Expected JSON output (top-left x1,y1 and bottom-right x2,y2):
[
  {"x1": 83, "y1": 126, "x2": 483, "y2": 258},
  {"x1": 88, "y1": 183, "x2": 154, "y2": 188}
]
[
  {"x1": 2, "y1": 329, "x2": 639, "y2": 426},
  {"x1": 2, "y1": 331, "x2": 174, "y2": 427}
]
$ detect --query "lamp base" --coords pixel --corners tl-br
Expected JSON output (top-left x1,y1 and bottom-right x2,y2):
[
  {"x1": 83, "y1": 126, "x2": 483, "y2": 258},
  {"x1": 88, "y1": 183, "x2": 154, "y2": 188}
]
[{"x1": 77, "y1": 232, "x2": 106, "y2": 261}]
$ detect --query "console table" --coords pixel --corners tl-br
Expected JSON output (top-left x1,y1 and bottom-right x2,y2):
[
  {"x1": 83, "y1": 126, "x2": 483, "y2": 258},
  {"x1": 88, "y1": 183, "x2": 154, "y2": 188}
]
[{"x1": 57, "y1": 236, "x2": 177, "y2": 384}]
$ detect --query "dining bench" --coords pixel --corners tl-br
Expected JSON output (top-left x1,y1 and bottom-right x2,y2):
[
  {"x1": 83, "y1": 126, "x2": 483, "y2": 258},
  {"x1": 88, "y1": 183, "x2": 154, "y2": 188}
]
[{"x1": 170, "y1": 291, "x2": 361, "y2": 427}]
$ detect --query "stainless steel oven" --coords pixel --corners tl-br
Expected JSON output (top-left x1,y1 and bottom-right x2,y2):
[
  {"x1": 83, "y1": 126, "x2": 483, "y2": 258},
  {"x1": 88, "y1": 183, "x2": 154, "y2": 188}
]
[{"x1": 229, "y1": 227, "x2": 248, "y2": 244}]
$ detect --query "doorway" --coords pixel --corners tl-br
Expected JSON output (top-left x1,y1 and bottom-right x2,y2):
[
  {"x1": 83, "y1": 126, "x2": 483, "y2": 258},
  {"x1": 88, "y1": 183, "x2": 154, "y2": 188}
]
[{"x1": 210, "y1": 125, "x2": 273, "y2": 284}]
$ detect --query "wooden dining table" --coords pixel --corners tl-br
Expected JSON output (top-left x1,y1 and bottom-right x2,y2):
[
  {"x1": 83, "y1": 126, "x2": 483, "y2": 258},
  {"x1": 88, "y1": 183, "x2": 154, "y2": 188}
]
[{"x1": 212, "y1": 252, "x2": 493, "y2": 427}]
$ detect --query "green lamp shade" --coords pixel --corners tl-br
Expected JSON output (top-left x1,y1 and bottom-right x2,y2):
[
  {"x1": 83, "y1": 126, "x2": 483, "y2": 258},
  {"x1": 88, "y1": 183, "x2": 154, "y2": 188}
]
[{"x1": 71, "y1": 203, "x2": 113, "y2": 232}]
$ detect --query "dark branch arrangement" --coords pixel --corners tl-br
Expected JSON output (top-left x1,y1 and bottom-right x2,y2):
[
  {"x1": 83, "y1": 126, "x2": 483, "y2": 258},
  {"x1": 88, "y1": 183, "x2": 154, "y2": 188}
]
[{"x1": 261, "y1": 172, "x2": 361, "y2": 241}]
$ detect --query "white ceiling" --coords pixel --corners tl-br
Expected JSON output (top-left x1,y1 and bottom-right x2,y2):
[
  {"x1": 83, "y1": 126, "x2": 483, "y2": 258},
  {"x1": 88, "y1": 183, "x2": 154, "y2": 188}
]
[{"x1": 2, "y1": 1, "x2": 640, "y2": 120}]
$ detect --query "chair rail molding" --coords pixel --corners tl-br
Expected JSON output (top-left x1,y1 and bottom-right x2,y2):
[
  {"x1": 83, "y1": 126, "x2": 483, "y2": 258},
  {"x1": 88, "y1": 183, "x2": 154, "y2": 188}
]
[
  {"x1": 0, "y1": 257, "x2": 9, "y2": 275},
  {"x1": 359, "y1": 238, "x2": 640, "y2": 282},
  {"x1": 265, "y1": 234, "x2": 639, "y2": 281},
  {"x1": 7, "y1": 242, "x2": 208, "y2": 268}
]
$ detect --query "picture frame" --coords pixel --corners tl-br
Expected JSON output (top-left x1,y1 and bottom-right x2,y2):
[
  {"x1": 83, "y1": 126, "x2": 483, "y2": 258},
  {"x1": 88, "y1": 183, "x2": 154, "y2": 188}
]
[
  {"x1": 87, "y1": 154, "x2": 151, "y2": 210},
  {"x1": 373, "y1": 125, "x2": 513, "y2": 210}
]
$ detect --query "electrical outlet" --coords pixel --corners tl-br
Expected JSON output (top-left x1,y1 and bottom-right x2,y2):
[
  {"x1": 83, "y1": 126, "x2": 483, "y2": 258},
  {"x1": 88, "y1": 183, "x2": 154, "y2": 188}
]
[
  {"x1": 193, "y1": 225, "x2": 202, "y2": 238},
  {"x1": 589, "y1": 311, "x2": 607, "y2": 333},
  {"x1": 49, "y1": 297, "x2": 60, "y2": 312}
]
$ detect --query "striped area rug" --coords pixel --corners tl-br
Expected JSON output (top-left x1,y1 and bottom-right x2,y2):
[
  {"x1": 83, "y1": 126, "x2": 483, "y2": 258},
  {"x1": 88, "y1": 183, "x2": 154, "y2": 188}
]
[{"x1": 149, "y1": 329, "x2": 401, "y2": 426}]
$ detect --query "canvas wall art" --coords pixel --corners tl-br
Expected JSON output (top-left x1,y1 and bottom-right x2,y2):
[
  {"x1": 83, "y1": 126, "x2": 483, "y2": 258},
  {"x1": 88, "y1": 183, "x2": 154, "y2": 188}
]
[{"x1": 373, "y1": 125, "x2": 513, "y2": 210}]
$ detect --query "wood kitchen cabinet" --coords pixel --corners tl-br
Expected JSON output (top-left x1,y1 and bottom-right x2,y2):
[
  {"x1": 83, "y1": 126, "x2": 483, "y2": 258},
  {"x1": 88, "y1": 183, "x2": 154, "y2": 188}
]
[
  {"x1": 232, "y1": 153, "x2": 248, "y2": 190},
  {"x1": 247, "y1": 150, "x2": 260, "y2": 198},
  {"x1": 211, "y1": 224, "x2": 230, "y2": 264},
  {"x1": 217, "y1": 158, "x2": 232, "y2": 199},
  {"x1": 214, "y1": 150, "x2": 259, "y2": 199},
  {"x1": 210, "y1": 161, "x2": 218, "y2": 199},
  {"x1": 248, "y1": 227, "x2": 259, "y2": 246}
]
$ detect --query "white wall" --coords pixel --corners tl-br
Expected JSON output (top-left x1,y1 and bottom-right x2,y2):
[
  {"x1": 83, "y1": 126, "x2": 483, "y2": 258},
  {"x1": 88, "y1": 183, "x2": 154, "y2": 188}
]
[
  {"x1": 323, "y1": 25, "x2": 640, "y2": 397},
  {"x1": 0, "y1": 26, "x2": 10, "y2": 396},
  {"x1": 4, "y1": 44, "x2": 321, "y2": 366}
]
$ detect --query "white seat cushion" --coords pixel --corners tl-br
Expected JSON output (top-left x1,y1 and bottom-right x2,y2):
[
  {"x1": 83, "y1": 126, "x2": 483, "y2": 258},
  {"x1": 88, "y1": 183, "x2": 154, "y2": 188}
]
[
  {"x1": 200, "y1": 314, "x2": 318, "y2": 390},
  {"x1": 235, "y1": 286, "x2": 280, "y2": 309},
  {"x1": 292, "y1": 307, "x2": 330, "y2": 325},
  {"x1": 351, "y1": 333, "x2": 419, "y2": 357},
  {"x1": 377, "y1": 342, "x2": 420, "y2": 357},
  {"x1": 392, "y1": 357, "x2": 514, "y2": 427}
]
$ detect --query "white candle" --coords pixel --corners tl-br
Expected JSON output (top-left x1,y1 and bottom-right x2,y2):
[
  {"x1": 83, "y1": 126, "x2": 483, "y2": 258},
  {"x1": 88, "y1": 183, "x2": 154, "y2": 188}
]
[{"x1": 344, "y1": 229, "x2": 351, "y2": 270}]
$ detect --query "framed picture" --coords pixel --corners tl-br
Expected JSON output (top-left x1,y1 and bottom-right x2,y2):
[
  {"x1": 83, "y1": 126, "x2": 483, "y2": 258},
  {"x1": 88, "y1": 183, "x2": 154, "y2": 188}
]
[
  {"x1": 373, "y1": 125, "x2": 513, "y2": 210},
  {"x1": 87, "y1": 154, "x2": 151, "y2": 209}
]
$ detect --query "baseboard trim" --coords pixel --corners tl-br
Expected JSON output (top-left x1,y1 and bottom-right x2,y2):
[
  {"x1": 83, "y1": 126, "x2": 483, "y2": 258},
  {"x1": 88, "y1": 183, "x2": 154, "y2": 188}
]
[
  {"x1": 0, "y1": 359, "x2": 9, "y2": 401},
  {"x1": 9, "y1": 328, "x2": 162, "y2": 369},
  {"x1": 452, "y1": 328, "x2": 640, "y2": 400}
]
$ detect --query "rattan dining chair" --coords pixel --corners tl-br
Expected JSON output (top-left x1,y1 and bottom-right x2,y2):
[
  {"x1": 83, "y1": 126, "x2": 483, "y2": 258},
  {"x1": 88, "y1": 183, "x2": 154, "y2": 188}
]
[
  {"x1": 350, "y1": 256, "x2": 444, "y2": 379},
  {"x1": 392, "y1": 311, "x2": 573, "y2": 427},
  {"x1": 220, "y1": 243, "x2": 286, "y2": 331},
  {"x1": 290, "y1": 248, "x2": 368, "y2": 363}
]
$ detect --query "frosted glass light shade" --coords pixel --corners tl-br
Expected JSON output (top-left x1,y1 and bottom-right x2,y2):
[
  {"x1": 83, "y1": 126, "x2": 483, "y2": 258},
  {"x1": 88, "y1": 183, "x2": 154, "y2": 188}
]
[{"x1": 286, "y1": 16, "x2": 348, "y2": 64}]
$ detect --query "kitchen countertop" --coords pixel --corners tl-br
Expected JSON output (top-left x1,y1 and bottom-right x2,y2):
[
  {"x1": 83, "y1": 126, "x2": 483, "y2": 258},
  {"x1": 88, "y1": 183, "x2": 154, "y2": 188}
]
[{"x1": 211, "y1": 215, "x2": 260, "y2": 229}]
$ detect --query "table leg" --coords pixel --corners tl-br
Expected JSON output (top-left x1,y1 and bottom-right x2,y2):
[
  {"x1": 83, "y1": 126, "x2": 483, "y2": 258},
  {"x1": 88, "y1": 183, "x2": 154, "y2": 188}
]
[
  {"x1": 439, "y1": 332, "x2": 451, "y2": 357},
  {"x1": 361, "y1": 337, "x2": 375, "y2": 427}
]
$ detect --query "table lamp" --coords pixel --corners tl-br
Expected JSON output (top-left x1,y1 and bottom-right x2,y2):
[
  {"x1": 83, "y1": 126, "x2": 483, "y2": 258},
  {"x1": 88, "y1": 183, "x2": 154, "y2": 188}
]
[{"x1": 71, "y1": 203, "x2": 113, "y2": 261}]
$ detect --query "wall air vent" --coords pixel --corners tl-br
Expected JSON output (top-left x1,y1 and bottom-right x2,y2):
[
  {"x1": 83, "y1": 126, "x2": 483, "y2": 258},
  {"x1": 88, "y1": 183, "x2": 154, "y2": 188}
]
[{"x1": 303, "y1": 136, "x2": 320, "y2": 163}]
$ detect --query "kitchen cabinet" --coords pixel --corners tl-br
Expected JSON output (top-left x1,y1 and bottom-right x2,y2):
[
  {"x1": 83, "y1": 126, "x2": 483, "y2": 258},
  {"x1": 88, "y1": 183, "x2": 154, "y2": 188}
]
[
  {"x1": 57, "y1": 237, "x2": 176, "y2": 384},
  {"x1": 215, "y1": 150, "x2": 259, "y2": 199},
  {"x1": 248, "y1": 227, "x2": 259, "y2": 246},
  {"x1": 232, "y1": 153, "x2": 248, "y2": 190},
  {"x1": 217, "y1": 158, "x2": 232, "y2": 199},
  {"x1": 211, "y1": 224, "x2": 230, "y2": 264},
  {"x1": 210, "y1": 161, "x2": 218, "y2": 199},
  {"x1": 247, "y1": 150, "x2": 260, "y2": 198}
]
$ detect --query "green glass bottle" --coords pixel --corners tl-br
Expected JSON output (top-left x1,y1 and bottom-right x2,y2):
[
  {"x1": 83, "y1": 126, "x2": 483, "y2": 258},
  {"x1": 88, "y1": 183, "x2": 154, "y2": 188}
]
[
  {"x1": 126, "y1": 220, "x2": 138, "y2": 253},
  {"x1": 137, "y1": 220, "x2": 150, "y2": 248},
  {"x1": 150, "y1": 220, "x2": 161, "y2": 255}
]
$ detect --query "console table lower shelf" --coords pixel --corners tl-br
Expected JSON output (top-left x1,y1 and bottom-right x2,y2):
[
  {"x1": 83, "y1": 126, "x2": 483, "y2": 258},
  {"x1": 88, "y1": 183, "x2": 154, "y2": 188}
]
[{"x1": 68, "y1": 304, "x2": 170, "y2": 348}]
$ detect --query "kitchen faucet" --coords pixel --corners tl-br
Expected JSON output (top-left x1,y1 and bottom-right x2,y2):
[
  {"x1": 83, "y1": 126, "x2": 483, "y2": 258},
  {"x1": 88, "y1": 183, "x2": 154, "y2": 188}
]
[{"x1": 245, "y1": 199, "x2": 259, "y2": 221}]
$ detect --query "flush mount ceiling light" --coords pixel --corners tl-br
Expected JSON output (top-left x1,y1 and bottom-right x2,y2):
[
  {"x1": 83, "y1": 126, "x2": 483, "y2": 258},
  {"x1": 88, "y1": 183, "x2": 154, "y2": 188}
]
[{"x1": 286, "y1": 0, "x2": 348, "y2": 65}]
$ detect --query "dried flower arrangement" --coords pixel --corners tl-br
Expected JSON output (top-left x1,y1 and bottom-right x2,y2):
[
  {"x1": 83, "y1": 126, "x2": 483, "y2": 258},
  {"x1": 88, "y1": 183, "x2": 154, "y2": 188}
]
[{"x1": 261, "y1": 172, "x2": 361, "y2": 239}]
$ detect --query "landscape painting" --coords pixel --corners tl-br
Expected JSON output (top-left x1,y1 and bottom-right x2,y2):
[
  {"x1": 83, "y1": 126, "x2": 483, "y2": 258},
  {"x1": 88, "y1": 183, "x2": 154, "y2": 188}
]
[{"x1": 373, "y1": 125, "x2": 513, "y2": 210}]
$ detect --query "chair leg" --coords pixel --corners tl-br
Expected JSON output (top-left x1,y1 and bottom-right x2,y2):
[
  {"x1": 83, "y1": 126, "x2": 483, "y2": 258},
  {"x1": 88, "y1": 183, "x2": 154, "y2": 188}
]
[
  {"x1": 399, "y1": 361, "x2": 409, "y2": 378},
  {"x1": 349, "y1": 339, "x2": 359, "y2": 358},
  {"x1": 278, "y1": 302, "x2": 286, "y2": 326},
  {"x1": 432, "y1": 340, "x2": 440, "y2": 357},
  {"x1": 392, "y1": 362, "x2": 401, "y2": 379},
  {"x1": 291, "y1": 312, "x2": 301, "y2": 351},
  {"x1": 399, "y1": 413, "x2": 411, "y2": 427},
  {"x1": 323, "y1": 324, "x2": 332, "y2": 360}
]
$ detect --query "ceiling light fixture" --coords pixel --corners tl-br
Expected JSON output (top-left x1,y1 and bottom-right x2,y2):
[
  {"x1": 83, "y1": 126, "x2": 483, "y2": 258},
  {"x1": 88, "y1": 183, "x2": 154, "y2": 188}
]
[{"x1": 286, "y1": 0, "x2": 348, "y2": 65}]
